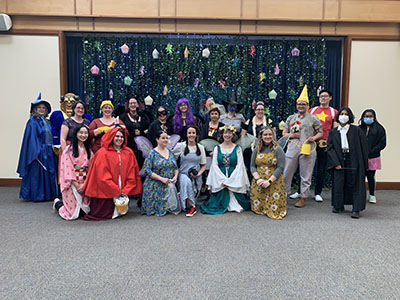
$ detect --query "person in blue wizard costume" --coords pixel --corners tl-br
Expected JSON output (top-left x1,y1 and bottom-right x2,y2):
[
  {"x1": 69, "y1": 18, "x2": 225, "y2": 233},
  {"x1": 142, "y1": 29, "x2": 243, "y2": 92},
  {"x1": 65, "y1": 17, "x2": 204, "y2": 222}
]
[
  {"x1": 17, "y1": 93, "x2": 58, "y2": 201},
  {"x1": 50, "y1": 92, "x2": 93, "y2": 149}
]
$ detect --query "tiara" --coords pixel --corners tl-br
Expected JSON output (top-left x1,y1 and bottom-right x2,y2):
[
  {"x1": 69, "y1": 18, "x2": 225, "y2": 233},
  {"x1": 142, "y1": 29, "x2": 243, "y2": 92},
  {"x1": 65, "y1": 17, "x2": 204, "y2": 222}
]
[{"x1": 219, "y1": 125, "x2": 236, "y2": 132}]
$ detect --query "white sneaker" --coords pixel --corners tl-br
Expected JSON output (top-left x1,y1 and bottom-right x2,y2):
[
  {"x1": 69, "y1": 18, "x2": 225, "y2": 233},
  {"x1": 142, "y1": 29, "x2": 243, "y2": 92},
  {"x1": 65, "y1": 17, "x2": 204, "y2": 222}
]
[
  {"x1": 53, "y1": 198, "x2": 61, "y2": 212},
  {"x1": 369, "y1": 195, "x2": 377, "y2": 204},
  {"x1": 315, "y1": 195, "x2": 323, "y2": 202},
  {"x1": 289, "y1": 192, "x2": 300, "y2": 199}
]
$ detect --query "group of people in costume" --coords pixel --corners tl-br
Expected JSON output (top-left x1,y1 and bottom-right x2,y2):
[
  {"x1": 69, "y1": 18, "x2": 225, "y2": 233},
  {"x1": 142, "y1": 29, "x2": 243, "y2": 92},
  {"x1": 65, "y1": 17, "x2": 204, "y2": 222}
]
[{"x1": 17, "y1": 85, "x2": 386, "y2": 220}]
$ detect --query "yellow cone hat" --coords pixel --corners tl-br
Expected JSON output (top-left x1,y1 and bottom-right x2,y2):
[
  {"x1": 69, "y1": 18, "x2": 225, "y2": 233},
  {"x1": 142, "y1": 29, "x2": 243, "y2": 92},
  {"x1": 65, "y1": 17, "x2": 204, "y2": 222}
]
[{"x1": 296, "y1": 85, "x2": 309, "y2": 103}]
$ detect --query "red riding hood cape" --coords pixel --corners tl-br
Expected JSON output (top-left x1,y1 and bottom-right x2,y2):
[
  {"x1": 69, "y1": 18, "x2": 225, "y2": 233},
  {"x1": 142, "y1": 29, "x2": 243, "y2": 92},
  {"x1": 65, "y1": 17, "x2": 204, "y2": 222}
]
[{"x1": 84, "y1": 127, "x2": 143, "y2": 198}]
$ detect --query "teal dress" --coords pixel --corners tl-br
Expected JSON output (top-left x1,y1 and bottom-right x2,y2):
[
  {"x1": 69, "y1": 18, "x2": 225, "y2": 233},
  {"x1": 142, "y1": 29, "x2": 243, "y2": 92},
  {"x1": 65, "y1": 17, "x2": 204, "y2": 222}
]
[{"x1": 201, "y1": 145, "x2": 250, "y2": 215}]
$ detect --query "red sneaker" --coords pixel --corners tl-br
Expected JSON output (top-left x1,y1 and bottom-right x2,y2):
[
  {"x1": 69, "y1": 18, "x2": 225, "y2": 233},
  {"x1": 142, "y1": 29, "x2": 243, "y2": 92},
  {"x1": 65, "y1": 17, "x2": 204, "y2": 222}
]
[{"x1": 185, "y1": 206, "x2": 197, "y2": 217}]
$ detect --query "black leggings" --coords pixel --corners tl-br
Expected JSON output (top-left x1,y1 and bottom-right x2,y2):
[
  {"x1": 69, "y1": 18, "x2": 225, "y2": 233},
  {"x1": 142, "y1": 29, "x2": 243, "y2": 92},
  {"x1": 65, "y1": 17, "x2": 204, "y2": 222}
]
[{"x1": 366, "y1": 170, "x2": 376, "y2": 196}]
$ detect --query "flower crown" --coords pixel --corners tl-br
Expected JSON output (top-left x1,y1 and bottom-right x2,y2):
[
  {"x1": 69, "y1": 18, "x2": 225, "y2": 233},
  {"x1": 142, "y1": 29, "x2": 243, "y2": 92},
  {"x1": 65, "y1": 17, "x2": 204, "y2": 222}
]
[{"x1": 219, "y1": 125, "x2": 236, "y2": 132}]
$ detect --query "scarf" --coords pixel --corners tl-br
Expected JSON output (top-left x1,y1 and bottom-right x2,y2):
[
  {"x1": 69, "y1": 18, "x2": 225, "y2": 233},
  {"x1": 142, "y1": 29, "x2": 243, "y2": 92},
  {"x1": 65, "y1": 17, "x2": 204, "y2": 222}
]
[{"x1": 337, "y1": 124, "x2": 350, "y2": 150}]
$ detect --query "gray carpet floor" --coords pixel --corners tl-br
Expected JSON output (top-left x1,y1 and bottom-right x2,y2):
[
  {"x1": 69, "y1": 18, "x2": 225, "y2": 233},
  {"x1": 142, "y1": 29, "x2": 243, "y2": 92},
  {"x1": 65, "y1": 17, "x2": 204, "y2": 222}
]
[{"x1": 1, "y1": 187, "x2": 400, "y2": 300}]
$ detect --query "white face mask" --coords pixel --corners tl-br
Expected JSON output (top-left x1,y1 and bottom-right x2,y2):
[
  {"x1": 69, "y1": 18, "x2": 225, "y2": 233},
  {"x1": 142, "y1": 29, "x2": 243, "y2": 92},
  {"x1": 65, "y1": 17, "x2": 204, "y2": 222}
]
[{"x1": 338, "y1": 114, "x2": 349, "y2": 124}]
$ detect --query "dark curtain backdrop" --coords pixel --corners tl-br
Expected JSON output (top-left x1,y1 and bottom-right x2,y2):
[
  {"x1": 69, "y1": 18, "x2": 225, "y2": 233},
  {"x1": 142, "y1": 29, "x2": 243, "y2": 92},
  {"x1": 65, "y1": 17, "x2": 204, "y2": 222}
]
[{"x1": 66, "y1": 34, "x2": 342, "y2": 120}]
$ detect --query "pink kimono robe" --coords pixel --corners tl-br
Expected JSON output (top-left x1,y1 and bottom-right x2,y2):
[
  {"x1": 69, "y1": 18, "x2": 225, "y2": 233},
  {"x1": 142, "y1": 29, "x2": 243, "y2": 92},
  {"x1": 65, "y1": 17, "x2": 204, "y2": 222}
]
[{"x1": 59, "y1": 145, "x2": 93, "y2": 220}]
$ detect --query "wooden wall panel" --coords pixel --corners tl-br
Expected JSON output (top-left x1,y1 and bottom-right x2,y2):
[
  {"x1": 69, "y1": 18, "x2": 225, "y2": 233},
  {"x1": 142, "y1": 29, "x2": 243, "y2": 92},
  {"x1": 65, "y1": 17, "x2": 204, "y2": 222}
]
[
  {"x1": 92, "y1": 0, "x2": 159, "y2": 18},
  {"x1": 94, "y1": 18, "x2": 159, "y2": 32},
  {"x1": 77, "y1": 17, "x2": 94, "y2": 31},
  {"x1": 258, "y1": 0, "x2": 323, "y2": 21},
  {"x1": 7, "y1": 0, "x2": 75, "y2": 15},
  {"x1": 160, "y1": 0, "x2": 176, "y2": 17},
  {"x1": 324, "y1": 0, "x2": 339, "y2": 20},
  {"x1": 160, "y1": 19, "x2": 175, "y2": 32},
  {"x1": 176, "y1": 0, "x2": 241, "y2": 19},
  {"x1": 320, "y1": 22, "x2": 337, "y2": 35},
  {"x1": 76, "y1": 0, "x2": 92, "y2": 15},
  {"x1": 336, "y1": 22, "x2": 400, "y2": 36},
  {"x1": 241, "y1": 21, "x2": 257, "y2": 34},
  {"x1": 11, "y1": 16, "x2": 78, "y2": 31},
  {"x1": 340, "y1": 1, "x2": 400, "y2": 22},
  {"x1": 257, "y1": 21, "x2": 321, "y2": 35},
  {"x1": 242, "y1": 0, "x2": 257, "y2": 19},
  {"x1": 176, "y1": 20, "x2": 240, "y2": 34},
  {"x1": 0, "y1": 0, "x2": 6, "y2": 13}
]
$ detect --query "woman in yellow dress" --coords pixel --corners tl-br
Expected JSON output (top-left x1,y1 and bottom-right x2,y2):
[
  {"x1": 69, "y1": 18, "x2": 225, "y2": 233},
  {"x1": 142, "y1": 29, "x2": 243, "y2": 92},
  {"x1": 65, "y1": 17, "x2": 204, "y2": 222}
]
[{"x1": 250, "y1": 126, "x2": 287, "y2": 219}]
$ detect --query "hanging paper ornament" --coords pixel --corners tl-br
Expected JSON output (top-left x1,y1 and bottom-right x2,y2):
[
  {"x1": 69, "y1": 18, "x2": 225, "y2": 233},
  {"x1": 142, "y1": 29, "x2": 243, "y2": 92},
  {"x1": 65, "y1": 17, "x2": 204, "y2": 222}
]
[
  {"x1": 194, "y1": 78, "x2": 200, "y2": 88},
  {"x1": 317, "y1": 86, "x2": 322, "y2": 96},
  {"x1": 138, "y1": 65, "x2": 145, "y2": 76},
  {"x1": 202, "y1": 48, "x2": 210, "y2": 58},
  {"x1": 120, "y1": 43, "x2": 130, "y2": 54},
  {"x1": 107, "y1": 60, "x2": 116, "y2": 70},
  {"x1": 90, "y1": 65, "x2": 100, "y2": 75},
  {"x1": 311, "y1": 60, "x2": 317, "y2": 70},
  {"x1": 237, "y1": 86, "x2": 242, "y2": 96},
  {"x1": 163, "y1": 85, "x2": 168, "y2": 96},
  {"x1": 274, "y1": 64, "x2": 280, "y2": 75},
  {"x1": 177, "y1": 71, "x2": 184, "y2": 82},
  {"x1": 268, "y1": 89, "x2": 278, "y2": 100},
  {"x1": 144, "y1": 95, "x2": 154, "y2": 106},
  {"x1": 124, "y1": 76, "x2": 133, "y2": 86},
  {"x1": 299, "y1": 76, "x2": 304, "y2": 87},
  {"x1": 152, "y1": 48, "x2": 160, "y2": 59},
  {"x1": 259, "y1": 72, "x2": 266, "y2": 82},
  {"x1": 109, "y1": 89, "x2": 114, "y2": 99},
  {"x1": 291, "y1": 47, "x2": 300, "y2": 57},
  {"x1": 94, "y1": 41, "x2": 101, "y2": 51},
  {"x1": 165, "y1": 43, "x2": 173, "y2": 55},
  {"x1": 234, "y1": 58, "x2": 240, "y2": 67},
  {"x1": 250, "y1": 45, "x2": 256, "y2": 56},
  {"x1": 218, "y1": 79, "x2": 226, "y2": 89},
  {"x1": 279, "y1": 120, "x2": 286, "y2": 131},
  {"x1": 184, "y1": 47, "x2": 189, "y2": 59},
  {"x1": 251, "y1": 99, "x2": 257, "y2": 110}
]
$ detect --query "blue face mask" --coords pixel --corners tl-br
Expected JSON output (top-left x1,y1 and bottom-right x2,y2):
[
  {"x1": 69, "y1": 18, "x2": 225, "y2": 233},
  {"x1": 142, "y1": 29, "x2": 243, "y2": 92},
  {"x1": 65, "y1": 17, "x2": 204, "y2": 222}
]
[
  {"x1": 228, "y1": 105, "x2": 236, "y2": 113},
  {"x1": 363, "y1": 117, "x2": 374, "y2": 125}
]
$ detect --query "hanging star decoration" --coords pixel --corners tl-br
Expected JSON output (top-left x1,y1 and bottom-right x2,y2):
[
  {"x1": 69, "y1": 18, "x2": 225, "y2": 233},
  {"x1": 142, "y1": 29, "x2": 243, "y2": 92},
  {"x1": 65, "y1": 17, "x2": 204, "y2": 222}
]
[
  {"x1": 291, "y1": 47, "x2": 300, "y2": 57},
  {"x1": 268, "y1": 89, "x2": 278, "y2": 100},
  {"x1": 165, "y1": 43, "x2": 173, "y2": 55},
  {"x1": 274, "y1": 64, "x2": 280, "y2": 75},
  {"x1": 163, "y1": 85, "x2": 168, "y2": 96},
  {"x1": 120, "y1": 43, "x2": 130, "y2": 54},
  {"x1": 124, "y1": 76, "x2": 133, "y2": 86},
  {"x1": 278, "y1": 120, "x2": 286, "y2": 131},
  {"x1": 184, "y1": 47, "x2": 189, "y2": 59},
  {"x1": 299, "y1": 76, "x2": 304, "y2": 87},
  {"x1": 317, "y1": 86, "x2": 322, "y2": 96},
  {"x1": 234, "y1": 58, "x2": 240, "y2": 67},
  {"x1": 218, "y1": 79, "x2": 226, "y2": 89},
  {"x1": 138, "y1": 65, "x2": 145, "y2": 76},
  {"x1": 107, "y1": 60, "x2": 116, "y2": 70},
  {"x1": 152, "y1": 48, "x2": 160, "y2": 59},
  {"x1": 177, "y1": 71, "x2": 184, "y2": 82},
  {"x1": 237, "y1": 86, "x2": 242, "y2": 96},
  {"x1": 259, "y1": 72, "x2": 266, "y2": 83},
  {"x1": 109, "y1": 89, "x2": 114, "y2": 99},
  {"x1": 250, "y1": 45, "x2": 256, "y2": 56},
  {"x1": 90, "y1": 65, "x2": 100, "y2": 75},
  {"x1": 194, "y1": 78, "x2": 200, "y2": 88},
  {"x1": 202, "y1": 48, "x2": 210, "y2": 58}
]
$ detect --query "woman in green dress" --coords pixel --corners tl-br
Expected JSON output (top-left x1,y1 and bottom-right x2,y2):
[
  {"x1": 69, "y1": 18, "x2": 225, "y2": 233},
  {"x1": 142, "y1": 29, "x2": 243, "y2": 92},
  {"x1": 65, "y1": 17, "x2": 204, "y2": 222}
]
[
  {"x1": 250, "y1": 126, "x2": 287, "y2": 219},
  {"x1": 200, "y1": 125, "x2": 250, "y2": 214}
]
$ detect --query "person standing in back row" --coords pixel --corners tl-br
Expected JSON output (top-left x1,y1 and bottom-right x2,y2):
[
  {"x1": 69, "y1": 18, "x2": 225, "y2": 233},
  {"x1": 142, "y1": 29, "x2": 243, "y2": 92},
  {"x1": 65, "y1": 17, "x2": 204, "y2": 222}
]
[{"x1": 308, "y1": 89, "x2": 338, "y2": 202}]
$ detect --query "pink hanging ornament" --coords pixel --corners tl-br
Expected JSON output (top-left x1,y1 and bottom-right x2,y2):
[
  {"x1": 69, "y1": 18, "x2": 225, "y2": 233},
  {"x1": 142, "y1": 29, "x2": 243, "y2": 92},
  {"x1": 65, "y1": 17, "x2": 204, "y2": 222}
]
[
  {"x1": 120, "y1": 43, "x2": 130, "y2": 54},
  {"x1": 291, "y1": 47, "x2": 300, "y2": 57},
  {"x1": 274, "y1": 64, "x2": 280, "y2": 76},
  {"x1": 194, "y1": 78, "x2": 200, "y2": 88},
  {"x1": 177, "y1": 71, "x2": 184, "y2": 82},
  {"x1": 109, "y1": 89, "x2": 114, "y2": 99},
  {"x1": 218, "y1": 79, "x2": 226, "y2": 89},
  {"x1": 90, "y1": 65, "x2": 100, "y2": 75},
  {"x1": 250, "y1": 45, "x2": 256, "y2": 56}
]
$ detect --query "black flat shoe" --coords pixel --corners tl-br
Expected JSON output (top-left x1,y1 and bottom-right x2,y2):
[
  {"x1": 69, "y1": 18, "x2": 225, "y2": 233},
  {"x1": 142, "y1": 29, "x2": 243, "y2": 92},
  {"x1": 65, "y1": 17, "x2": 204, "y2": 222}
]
[
  {"x1": 351, "y1": 211, "x2": 360, "y2": 219},
  {"x1": 332, "y1": 207, "x2": 344, "y2": 213}
]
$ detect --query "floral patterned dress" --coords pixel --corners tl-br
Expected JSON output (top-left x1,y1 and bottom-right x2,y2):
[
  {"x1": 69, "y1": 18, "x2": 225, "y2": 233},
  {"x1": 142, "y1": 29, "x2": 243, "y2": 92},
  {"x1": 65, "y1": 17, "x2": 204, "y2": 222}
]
[
  {"x1": 141, "y1": 149, "x2": 178, "y2": 216},
  {"x1": 250, "y1": 152, "x2": 287, "y2": 219}
]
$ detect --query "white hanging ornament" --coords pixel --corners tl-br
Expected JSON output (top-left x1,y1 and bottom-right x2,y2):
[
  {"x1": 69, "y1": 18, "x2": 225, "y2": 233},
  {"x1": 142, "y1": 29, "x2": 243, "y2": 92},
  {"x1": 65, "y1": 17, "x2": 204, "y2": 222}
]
[
  {"x1": 144, "y1": 95, "x2": 154, "y2": 106},
  {"x1": 152, "y1": 48, "x2": 160, "y2": 59},
  {"x1": 202, "y1": 48, "x2": 210, "y2": 58}
]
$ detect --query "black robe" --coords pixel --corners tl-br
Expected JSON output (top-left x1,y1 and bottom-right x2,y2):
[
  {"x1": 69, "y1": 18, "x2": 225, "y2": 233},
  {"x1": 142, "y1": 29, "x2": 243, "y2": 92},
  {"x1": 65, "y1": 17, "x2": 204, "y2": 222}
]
[{"x1": 327, "y1": 125, "x2": 368, "y2": 212}]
